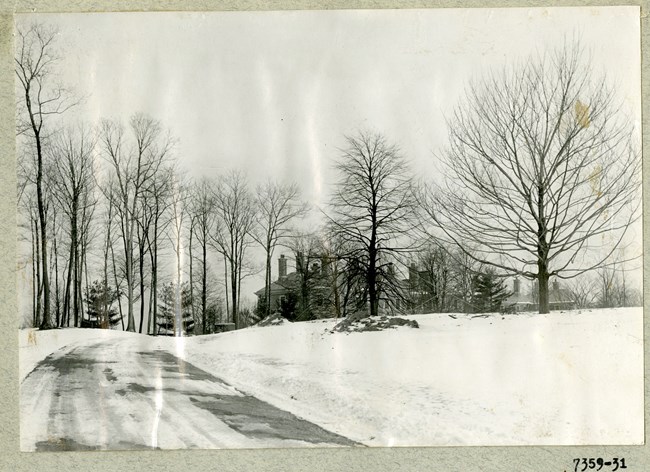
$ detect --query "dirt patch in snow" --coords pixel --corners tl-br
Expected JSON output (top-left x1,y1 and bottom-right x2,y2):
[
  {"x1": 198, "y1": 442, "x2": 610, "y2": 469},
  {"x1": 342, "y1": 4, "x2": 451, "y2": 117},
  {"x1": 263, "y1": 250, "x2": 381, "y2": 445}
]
[
  {"x1": 257, "y1": 313, "x2": 292, "y2": 327},
  {"x1": 332, "y1": 315, "x2": 419, "y2": 333}
]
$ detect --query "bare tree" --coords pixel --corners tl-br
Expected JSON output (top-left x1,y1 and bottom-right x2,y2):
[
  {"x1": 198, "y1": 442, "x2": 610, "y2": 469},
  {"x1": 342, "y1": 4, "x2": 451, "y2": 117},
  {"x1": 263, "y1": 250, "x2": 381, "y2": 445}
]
[
  {"x1": 413, "y1": 240, "x2": 453, "y2": 313},
  {"x1": 100, "y1": 114, "x2": 172, "y2": 331},
  {"x1": 18, "y1": 151, "x2": 43, "y2": 327},
  {"x1": 141, "y1": 166, "x2": 174, "y2": 335},
  {"x1": 134, "y1": 166, "x2": 177, "y2": 335},
  {"x1": 565, "y1": 275, "x2": 597, "y2": 309},
  {"x1": 50, "y1": 199, "x2": 62, "y2": 325},
  {"x1": 315, "y1": 232, "x2": 345, "y2": 319},
  {"x1": 29, "y1": 202, "x2": 41, "y2": 326},
  {"x1": 596, "y1": 265, "x2": 619, "y2": 309},
  {"x1": 99, "y1": 188, "x2": 120, "y2": 328},
  {"x1": 210, "y1": 171, "x2": 257, "y2": 329},
  {"x1": 135, "y1": 200, "x2": 150, "y2": 334},
  {"x1": 188, "y1": 178, "x2": 217, "y2": 334},
  {"x1": 167, "y1": 175, "x2": 188, "y2": 336},
  {"x1": 307, "y1": 230, "x2": 365, "y2": 319},
  {"x1": 18, "y1": 147, "x2": 67, "y2": 327},
  {"x1": 594, "y1": 254, "x2": 640, "y2": 309},
  {"x1": 15, "y1": 23, "x2": 77, "y2": 329},
  {"x1": 49, "y1": 125, "x2": 97, "y2": 327},
  {"x1": 422, "y1": 43, "x2": 641, "y2": 314},
  {"x1": 326, "y1": 131, "x2": 418, "y2": 318},
  {"x1": 99, "y1": 184, "x2": 126, "y2": 330},
  {"x1": 444, "y1": 247, "x2": 481, "y2": 314},
  {"x1": 253, "y1": 181, "x2": 309, "y2": 319}
]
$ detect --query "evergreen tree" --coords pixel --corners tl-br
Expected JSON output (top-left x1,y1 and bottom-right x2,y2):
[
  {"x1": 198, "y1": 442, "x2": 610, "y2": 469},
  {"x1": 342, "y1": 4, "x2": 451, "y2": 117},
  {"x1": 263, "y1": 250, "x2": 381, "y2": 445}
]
[
  {"x1": 471, "y1": 269, "x2": 511, "y2": 313},
  {"x1": 255, "y1": 295, "x2": 269, "y2": 320},
  {"x1": 157, "y1": 282, "x2": 195, "y2": 335},
  {"x1": 279, "y1": 292, "x2": 300, "y2": 321},
  {"x1": 84, "y1": 280, "x2": 121, "y2": 329}
]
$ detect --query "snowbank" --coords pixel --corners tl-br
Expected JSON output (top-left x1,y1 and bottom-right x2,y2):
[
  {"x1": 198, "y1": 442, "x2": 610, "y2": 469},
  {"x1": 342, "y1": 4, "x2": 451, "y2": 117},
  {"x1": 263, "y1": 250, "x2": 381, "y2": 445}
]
[
  {"x1": 173, "y1": 308, "x2": 643, "y2": 446},
  {"x1": 19, "y1": 307, "x2": 643, "y2": 447}
]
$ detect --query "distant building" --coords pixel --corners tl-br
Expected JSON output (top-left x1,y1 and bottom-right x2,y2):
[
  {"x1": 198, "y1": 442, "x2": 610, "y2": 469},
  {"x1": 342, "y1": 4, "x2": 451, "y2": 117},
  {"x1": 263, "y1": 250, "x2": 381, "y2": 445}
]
[
  {"x1": 254, "y1": 254, "x2": 334, "y2": 319},
  {"x1": 254, "y1": 254, "x2": 296, "y2": 313},
  {"x1": 255, "y1": 254, "x2": 414, "y2": 319},
  {"x1": 505, "y1": 278, "x2": 576, "y2": 312}
]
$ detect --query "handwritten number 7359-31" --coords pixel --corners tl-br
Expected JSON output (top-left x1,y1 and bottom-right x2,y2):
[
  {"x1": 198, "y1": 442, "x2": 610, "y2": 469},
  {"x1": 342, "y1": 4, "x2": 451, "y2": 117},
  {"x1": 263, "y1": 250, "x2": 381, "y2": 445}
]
[{"x1": 573, "y1": 458, "x2": 627, "y2": 472}]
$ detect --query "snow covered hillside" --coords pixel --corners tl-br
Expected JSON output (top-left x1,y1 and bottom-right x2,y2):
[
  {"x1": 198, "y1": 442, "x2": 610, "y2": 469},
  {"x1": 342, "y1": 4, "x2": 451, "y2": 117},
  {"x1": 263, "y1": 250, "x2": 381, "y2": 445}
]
[{"x1": 20, "y1": 307, "x2": 643, "y2": 447}]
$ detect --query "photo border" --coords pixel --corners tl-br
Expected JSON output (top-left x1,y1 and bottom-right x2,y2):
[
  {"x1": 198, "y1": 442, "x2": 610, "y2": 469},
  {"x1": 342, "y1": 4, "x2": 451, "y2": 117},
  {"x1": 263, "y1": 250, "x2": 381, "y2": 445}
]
[{"x1": 0, "y1": 1, "x2": 646, "y2": 471}]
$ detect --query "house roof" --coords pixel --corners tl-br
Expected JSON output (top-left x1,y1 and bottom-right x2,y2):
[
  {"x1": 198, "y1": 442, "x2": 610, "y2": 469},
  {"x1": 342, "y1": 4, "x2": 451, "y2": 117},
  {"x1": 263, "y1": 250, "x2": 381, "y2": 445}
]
[{"x1": 254, "y1": 272, "x2": 300, "y2": 297}]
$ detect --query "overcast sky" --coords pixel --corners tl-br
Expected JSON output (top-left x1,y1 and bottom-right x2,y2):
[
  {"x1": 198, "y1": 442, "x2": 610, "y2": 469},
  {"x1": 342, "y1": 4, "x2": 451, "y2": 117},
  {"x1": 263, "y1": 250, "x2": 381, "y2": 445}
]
[
  {"x1": 16, "y1": 7, "x2": 640, "y2": 206},
  {"x1": 16, "y1": 7, "x2": 642, "y2": 300}
]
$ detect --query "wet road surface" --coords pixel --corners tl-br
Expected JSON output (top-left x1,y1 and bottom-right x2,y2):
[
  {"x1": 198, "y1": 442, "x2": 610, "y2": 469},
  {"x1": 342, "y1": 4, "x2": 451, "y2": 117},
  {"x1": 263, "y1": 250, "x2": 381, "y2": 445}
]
[{"x1": 20, "y1": 338, "x2": 357, "y2": 451}]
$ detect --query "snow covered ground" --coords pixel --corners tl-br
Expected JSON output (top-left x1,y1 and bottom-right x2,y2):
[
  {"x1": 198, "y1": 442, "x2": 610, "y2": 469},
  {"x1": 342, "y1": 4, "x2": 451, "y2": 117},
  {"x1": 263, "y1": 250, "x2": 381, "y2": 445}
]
[
  {"x1": 19, "y1": 307, "x2": 643, "y2": 447},
  {"x1": 19, "y1": 328, "x2": 139, "y2": 382}
]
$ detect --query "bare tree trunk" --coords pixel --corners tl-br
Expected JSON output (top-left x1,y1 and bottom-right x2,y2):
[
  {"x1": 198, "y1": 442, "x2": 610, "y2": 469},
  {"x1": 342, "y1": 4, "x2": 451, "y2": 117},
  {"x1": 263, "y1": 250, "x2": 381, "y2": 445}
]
[
  {"x1": 152, "y1": 241, "x2": 158, "y2": 334},
  {"x1": 368, "y1": 231, "x2": 378, "y2": 318},
  {"x1": 538, "y1": 267, "x2": 549, "y2": 314},
  {"x1": 264, "y1": 251, "x2": 272, "y2": 318},
  {"x1": 231, "y1": 261, "x2": 238, "y2": 328},
  {"x1": 103, "y1": 204, "x2": 112, "y2": 329},
  {"x1": 145, "y1": 215, "x2": 161, "y2": 336},
  {"x1": 37, "y1": 169, "x2": 51, "y2": 329},
  {"x1": 147, "y1": 278, "x2": 154, "y2": 335},
  {"x1": 201, "y1": 227, "x2": 208, "y2": 333},
  {"x1": 137, "y1": 220, "x2": 148, "y2": 334},
  {"x1": 189, "y1": 219, "x2": 195, "y2": 331},
  {"x1": 83, "y1": 245, "x2": 90, "y2": 324},
  {"x1": 72, "y1": 213, "x2": 80, "y2": 327},
  {"x1": 537, "y1": 180, "x2": 550, "y2": 314},
  {"x1": 54, "y1": 239, "x2": 60, "y2": 327},
  {"x1": 331, "y1": 260, "x2": 341, "y2": 318},
  {"x1": 175, "y1": 224, "x2": 182, "y2": 336},
  {"x1": 33, "y1": 125, "x2": 51, "y2": 330},
  {"x1": 125, "y1": 221, "x2": 135, "y2": 332},
  {"x1": 149, "y1": 234, "x2": 158, "y2": 336},
  {"x1": 30, "y1": 216, "x2": 38, "y2": 327},
  {"x1": 110, "y1": 238, "x2": 124, "y2": 330},
  {"x1": 62, "y1": 238, "x2": 73, "y2": 327},
  {"x1": 223, "y1": 256, "x2": 229, "y2": 320},
  {"x1": 138, "y1": 241, "x2": 146, "y2": 334}
]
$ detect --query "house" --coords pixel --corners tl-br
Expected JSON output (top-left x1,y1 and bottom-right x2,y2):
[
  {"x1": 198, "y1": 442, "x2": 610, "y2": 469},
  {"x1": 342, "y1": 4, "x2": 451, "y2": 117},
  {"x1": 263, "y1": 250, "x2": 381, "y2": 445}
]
[
  {"x1": 505, "y1": 278, "x2": 576, "y2": 312},
  {"x1": 254, "y1": 254, "x2": 334, "y2": 320},
  {"x1": 254, "y1": 254, "x2": 296, "y2": 312},
  {"x1": 255, "y1": 254, "x2": 412, "y2": 319}
]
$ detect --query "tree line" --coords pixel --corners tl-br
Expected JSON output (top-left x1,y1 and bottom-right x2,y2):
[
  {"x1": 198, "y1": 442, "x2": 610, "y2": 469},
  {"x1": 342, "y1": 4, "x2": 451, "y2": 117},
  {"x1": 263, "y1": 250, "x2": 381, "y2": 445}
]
[{"x1": 16, "y1": 24, "x2": 641, "y2": 333}]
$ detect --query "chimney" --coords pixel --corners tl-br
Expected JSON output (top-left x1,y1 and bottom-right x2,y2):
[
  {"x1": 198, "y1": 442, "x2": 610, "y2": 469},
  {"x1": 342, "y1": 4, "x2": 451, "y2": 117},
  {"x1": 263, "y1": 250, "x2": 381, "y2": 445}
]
[
  {"x1": 552, "y1": 279, "x2": 559, "y2": 293},
  {"x1": 513, "y1": 277, "x2": 520, "y2": 295},
  {"x1": 278, "y1": 254, "x2": 287, "y2": 279},
  {"x1": 409, "y1": 262, "x2": 418, "y2": 290}
]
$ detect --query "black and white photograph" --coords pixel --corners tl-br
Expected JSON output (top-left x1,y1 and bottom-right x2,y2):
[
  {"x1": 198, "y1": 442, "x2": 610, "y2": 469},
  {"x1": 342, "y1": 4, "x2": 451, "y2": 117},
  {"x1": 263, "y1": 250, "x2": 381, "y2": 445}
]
[{"x1": 16, "y1": 6, "x2": 642, "y2": 452}]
